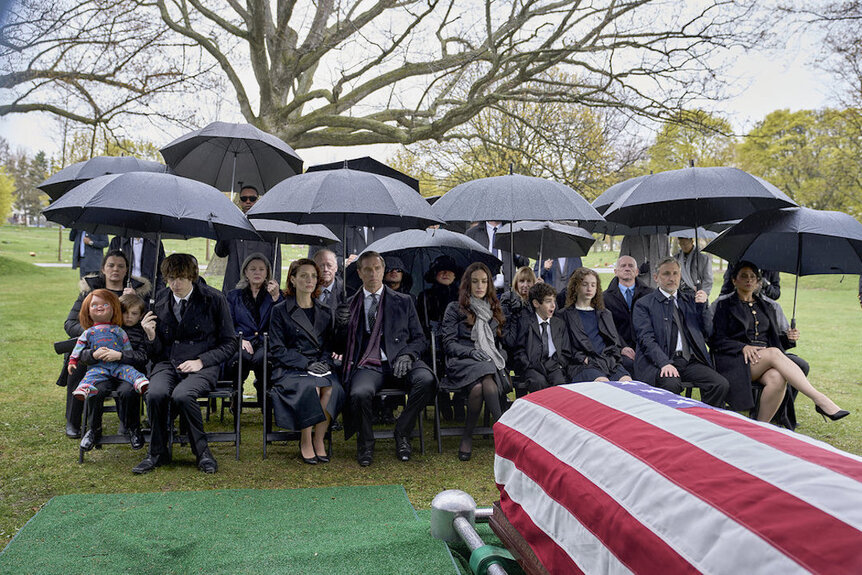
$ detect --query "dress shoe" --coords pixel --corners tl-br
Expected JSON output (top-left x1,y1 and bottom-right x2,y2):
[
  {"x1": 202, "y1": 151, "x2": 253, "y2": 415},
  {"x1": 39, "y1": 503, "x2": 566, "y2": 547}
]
[
  {"x1": 132, "y1": 453, "x2": 170, "y2": 475},
  {"x1": 300, "y1": 452, "x2": 318, "y2": 465},
  {"x1": 394, "y1": 433, "x2": 412, "y2": 462},
  {"x1": 128, "y1": 427, "x2": 145, "y2": 450},
  {"x1": 315, "y1": 453, "x2": 330, "y2": 464},
  {"x1": 357, "y1": 449, "x2": 374, "y2": 467},
  {"x1": 815, "y1": 405, "x2": 850, "y2": 422},
  {"x1": 197, "y1": 449, "x2": 218, "y2": 474},
  {"x1": 79, "y1": 429, "x2": 101, "y2": 452},
  {"x1": 458, "y1": 450, "x2": 472, "y2": 462},
  {"x1": 65, "y1": 422, "x2": 81, "y2": 439}
]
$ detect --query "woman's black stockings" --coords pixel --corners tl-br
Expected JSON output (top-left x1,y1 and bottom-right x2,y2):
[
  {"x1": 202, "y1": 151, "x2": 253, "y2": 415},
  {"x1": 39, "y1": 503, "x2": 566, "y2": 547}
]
[{"x1": 460, "y1": 375, "x2": 502, "y2": 454}]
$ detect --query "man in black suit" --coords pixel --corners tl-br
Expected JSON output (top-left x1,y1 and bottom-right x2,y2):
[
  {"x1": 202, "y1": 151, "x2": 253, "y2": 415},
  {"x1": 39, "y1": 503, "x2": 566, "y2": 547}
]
[
  {"x1": 337, "y1": 251, "x2": 436, "y2": 466},
  {"x1": 70, "y1": 229, "x2": 109, "y2": 278},
  {"x1": 109, "y1": 236, "x2": 166, "y2": 289},
  {"x1": 537, "y1": 256, "x2": 582, "y2": 294},
  {"x1": 313, "y1": 248, "x2": 346, "y2": 324},
  {"x1": 513, "y1": 283, "x2": 573, "y2": 392},
  {"x1": 633, "y1": 257, "x2": 728, "y2": 407},
  {"x1": 134, "y1": 254, "x2": 237, "y2": 474},
  {"x1": 603, "y1": 255, "x2": 654, "y2": 374},
  {"x1": 466, "y1": 221, "x2": 528, "y2": 290}
]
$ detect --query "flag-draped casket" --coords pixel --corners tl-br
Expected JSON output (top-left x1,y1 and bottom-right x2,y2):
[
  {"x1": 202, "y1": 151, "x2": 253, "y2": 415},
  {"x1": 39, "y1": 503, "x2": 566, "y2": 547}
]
[{"x1": 494, "y1": 381, "x2": 862, "y2": 574}]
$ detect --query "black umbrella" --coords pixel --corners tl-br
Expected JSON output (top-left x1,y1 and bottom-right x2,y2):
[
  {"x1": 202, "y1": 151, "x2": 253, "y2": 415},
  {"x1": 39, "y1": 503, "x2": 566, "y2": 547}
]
[
  {"x1": 38, "y1": 156, "x2": 171, "y2": 201},
  {"x1": 493, "y1": 221, "x2": 595, "y2": 263},
  {"x1": 669, "y1": 227, "x2": 719, "y2": 240},
  {"x1": 160, "y1": 121, "x2": 303, "y2": 197},
  {"x1": 704, "y1": 207, "x2": 862, "y2": 327},
  {"x1": 343, "y1": 228, "x2": 503, "y2": 296},
  {"x1": 43, "y1": 172, "x2": 260, "y2": 300},
  {"x1": 250, "y1": 219, "x2": 339, "y2": 271},
  {"x1": 307, "y1": 157, "x2": 420, "y2": 192},
  {"x1": 432, "y1": 173, "x2": 604, "y2": 284}
]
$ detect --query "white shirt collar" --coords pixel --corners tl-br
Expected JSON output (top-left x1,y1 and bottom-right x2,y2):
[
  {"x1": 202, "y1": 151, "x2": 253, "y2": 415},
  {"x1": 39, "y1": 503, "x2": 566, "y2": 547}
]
[
  {"x1": 658, "y1": 287, "x2": 677, "y2": 300},
  {"x1": 173, "y1": 287, "x2": 193, "y2": 306},
  {"x1": 362, "y1": 285, "x2": 384, "y2": 298},
  {"x1": 535, "y1": 312, "x2": 551, "y2": 325}
]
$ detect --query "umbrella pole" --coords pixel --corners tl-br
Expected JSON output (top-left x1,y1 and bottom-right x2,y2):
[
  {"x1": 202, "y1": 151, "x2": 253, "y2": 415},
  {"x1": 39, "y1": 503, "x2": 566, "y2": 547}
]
[
  {"x1": 538, "y1": 229, "x2": 544, "y2": 274},
  {"x1": 510, "y1": 219, "x2": 515, "y2": 290},
  {"x1": 693, "y1": 226, "x2": 701, "y2": 292},
  {"x1": 229, "y1": 152, "x2": 238, "y2": 202},
  {"x1": 150, "y1": 231, "x2": 161, "y2": 306},
  {"x1": 791, "y1": 234, "x2": 802, "y2": 329},
  {"x1": 342, "y1": 221, "x2": 348, "y2": 299},
  {"x1": 273, "y1": 238, "x2": 280, "y2": 287}
]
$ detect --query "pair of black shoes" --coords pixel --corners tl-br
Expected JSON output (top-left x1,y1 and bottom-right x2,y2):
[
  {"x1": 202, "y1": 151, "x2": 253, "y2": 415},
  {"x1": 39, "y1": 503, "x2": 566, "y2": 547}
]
[
  {"x1": 395, "y1": 433, "x2": 412, "y2": 462},
  {"x1": 65, "y1": 422, "x2": 81, "y2": 439},
  {"x1": 357, "y1": 448, "x2": 374, "y2": 467},
  {"x1": 128, "y1": 427, "x2": 144, "y2": 450},
  {"x1": 132, "y1": 452, "x2": 172, "y2": 474},
  {"x1": 80, "y1": 429, "x2": 102, "y2": 451}
]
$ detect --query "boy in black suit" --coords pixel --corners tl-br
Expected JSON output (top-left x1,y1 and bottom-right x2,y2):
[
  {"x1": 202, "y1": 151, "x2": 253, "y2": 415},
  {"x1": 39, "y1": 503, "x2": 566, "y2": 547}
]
[{"x1": 513, "y1": 283, "x2": 573, "y2": 392}]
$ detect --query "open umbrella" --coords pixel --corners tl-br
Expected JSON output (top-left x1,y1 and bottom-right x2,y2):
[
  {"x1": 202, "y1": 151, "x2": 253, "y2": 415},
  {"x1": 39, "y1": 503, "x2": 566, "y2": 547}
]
[
  {"x1": 492, "y1": 221, "x2": 595, "y2": 263},
  {"x1": 160, "y1": 121, "x2": 303, "y2": 198},
  {"x1": 38, "y1": 156, "x2": 171, "y2": 201},
  {"x1": 250, "y1": 219, "x2": 339, "y2": 271},
  {"x1": 704, "y1": 207, "x2": 862, "y2": 327},
  {"x1": 669, "y1": 227, "x2": 719, "y2": 240},
  {"x1": 432, "y1": 173, "x2": 603, "y2": 284},
  {"x1": 43, "y1": 172, "x2": 260, "y2": 300},
  {"x1": 307, "y1": 157, "x2": 420, "y2": 192}
]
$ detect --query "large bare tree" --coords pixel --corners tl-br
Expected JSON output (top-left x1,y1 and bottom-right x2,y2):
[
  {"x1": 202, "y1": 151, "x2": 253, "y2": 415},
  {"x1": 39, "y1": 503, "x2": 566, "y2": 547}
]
[{"x1": 2, "y1": 0, "x2": 757, "y2": 149}]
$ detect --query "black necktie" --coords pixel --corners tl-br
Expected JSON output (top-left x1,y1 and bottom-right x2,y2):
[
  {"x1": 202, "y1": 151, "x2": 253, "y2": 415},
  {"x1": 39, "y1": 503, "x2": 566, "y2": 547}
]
[
  {"x1": 540, "y1": 321, "x2": 550, "y2": 359},
  {"x1": 367, "y1": 293, "x2": 379, "y2": 332},
  {"x1": 670, "y1": 296, "x2": 691, "y2": 361},
  {"x1": 624, "y1": 286, "x2": 633, "y2": 309},
  {"x1": 176, "y1": 299, "x2": 187, "y2": 322},
  {"x1": 320, "y1": 289, "x2": 330, "y2": 305}
]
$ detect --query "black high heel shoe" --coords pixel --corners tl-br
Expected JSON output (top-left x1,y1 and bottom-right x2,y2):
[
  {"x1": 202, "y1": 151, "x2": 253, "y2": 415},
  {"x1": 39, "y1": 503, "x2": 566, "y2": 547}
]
[
  {"x1": 300, "y1": 449, "x2": 318, "y2": 465},
  {"x1": 815, "y1": 405, "x2": 850, "y2": 422},
  {"x1": 458, "y1": 450, "x2": 472, "y2": 462}
]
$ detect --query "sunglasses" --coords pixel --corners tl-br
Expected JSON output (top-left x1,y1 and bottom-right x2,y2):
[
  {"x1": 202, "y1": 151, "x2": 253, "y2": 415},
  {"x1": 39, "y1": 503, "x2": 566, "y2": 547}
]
[{"x1": 240, "y1": 195, "x2": 258, "y2": 203}]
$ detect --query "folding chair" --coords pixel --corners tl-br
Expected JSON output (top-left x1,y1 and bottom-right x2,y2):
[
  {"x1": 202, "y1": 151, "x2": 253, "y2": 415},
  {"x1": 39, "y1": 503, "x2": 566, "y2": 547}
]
[{"x1": 78, "y1": 389, "x2": 146, "y2": 463}]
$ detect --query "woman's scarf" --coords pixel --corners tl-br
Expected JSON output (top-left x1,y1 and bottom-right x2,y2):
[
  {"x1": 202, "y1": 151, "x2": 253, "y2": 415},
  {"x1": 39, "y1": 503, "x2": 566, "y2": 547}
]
[{"x1": 469, "y1": 296, "x2": 506, "y2": 370}]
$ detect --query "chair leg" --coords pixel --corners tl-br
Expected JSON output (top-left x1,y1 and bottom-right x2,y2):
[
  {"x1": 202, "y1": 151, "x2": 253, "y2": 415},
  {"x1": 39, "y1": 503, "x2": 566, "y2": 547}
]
[
  {"x1": 434, "y1": 394, "x2": 443, "y2": 454},
  {"x1": 78, "y1": 396, "x2": 89, "y2": 464}
]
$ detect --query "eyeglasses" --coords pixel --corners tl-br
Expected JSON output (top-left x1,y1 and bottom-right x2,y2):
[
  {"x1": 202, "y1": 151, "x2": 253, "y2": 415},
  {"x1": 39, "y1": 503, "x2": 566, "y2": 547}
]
[{"x1": 239, "y1": 195, "x2": 258, "y2": 203}]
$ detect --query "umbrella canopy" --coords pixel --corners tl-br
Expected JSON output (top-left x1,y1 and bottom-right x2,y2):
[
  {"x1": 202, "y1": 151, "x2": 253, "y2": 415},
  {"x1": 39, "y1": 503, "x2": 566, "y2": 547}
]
[
  {"x1": 42, "y1": 172, "x2": 260, "y2": 242},
  {"x1": 307, "y1": 157, "x2": 420, "y2": 192},
  {"x1": 432, "y1": 173, "x2": 603, "y2": 224},
  {"x1": 704, "y1": 206, "x2": 862, "y2": 326},
  {"x1": 250, "y1": 219, "x2": 339, "y2": 246},
  {"x1": 160, "y1": 121, "x2": 303, "y2": 194},
  {"x1": 343, "y1": 228, "x2": 503, "y2": 297},
  {"x1": 493, "y1": 221, "x2": 595, "y2": 261},
  {"x1": 246, "y1": 167, "x2": 441, "y2": 230},
  {"x1": 38, "y1": 156, "x2": 170, "y2": 201},
  {"x1": 591, "y1": 174, "x2": 649, "y2": 215},
  {"x1": 669, "y1": 227, "x2": 719, "y2": 240},
  {"x1": 602, "y1": 167, "x2": 797, "y2": 228}
]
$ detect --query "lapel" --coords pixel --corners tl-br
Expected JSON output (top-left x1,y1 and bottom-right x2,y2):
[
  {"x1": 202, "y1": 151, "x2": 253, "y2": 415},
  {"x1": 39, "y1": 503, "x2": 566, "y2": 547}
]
[
  {"x1": 528, "y1": 312, "x2": 541, "y2": 339},
  {"x1": 288, "y1": 298, "x2": 320, "y2": 346},
  {"x1": 565, "y1": 307, "x2": 589, "y2": 348}
]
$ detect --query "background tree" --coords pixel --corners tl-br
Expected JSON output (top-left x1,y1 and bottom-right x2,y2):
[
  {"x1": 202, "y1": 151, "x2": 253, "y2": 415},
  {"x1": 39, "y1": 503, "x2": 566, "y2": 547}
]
[
  {"x1": 647, "y1": 109, "x2": 736, "y2": 173},
  {"x1": 13, "y1": 150, "x2": 49, "y2": 225},
  {"x1": 2, "y1": 0, "x2": 760, "y2": 150},
  {"x1": 0, "y1": 167, "x2": 14, "y2": 223}
]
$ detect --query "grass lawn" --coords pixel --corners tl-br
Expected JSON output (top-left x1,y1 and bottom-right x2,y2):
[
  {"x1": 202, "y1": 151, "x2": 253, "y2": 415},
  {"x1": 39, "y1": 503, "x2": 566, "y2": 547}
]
[{"x1": 1, "y1": 224, "x2": 861, "y2": 549}]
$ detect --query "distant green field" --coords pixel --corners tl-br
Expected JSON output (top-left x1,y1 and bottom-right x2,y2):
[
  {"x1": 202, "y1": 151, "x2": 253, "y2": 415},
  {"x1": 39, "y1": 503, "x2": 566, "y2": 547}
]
[{"x1": 1, "y1": 224, "x2": 860, "y2": 550}]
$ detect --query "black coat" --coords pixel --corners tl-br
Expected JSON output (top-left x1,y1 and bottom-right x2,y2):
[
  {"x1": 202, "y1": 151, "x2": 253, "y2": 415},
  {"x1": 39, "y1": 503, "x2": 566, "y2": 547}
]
[
  {"x1": 269, "y1": 296, "x2": 335, "y2": 372},
  {"x1": 633, "y1": 289, "x2": 713, "y2": 386},
  {"x1": 148, "y1": 280, "x2": 236, "y2": 373},
  {"x1": 417, "y1": 282, "x2": 459, "y2": 332},
  {"x1": 537, "y1": 257, "x2": 582, "y2": 293},
  {"x1": 603, "y1": 276, "x2": 654, "y2": 349},
  {"x1": 562, "y1": 307, "x2": 626, "y2": 378},
  {"x1": 226, "y1": 287, "x2": 282, "y2": 347},
  {"x1": 440, "y1": 301, "x2": 507, "y2": 389},
  {"x1": 70, "y1": 229, "x2": 108, "y2": 275},
  {"x1": 710, "y1": 293, "x2": 790, "y2": 410},
  {"x1": 109, "y1": 236, "x2": 166, "y2": 288},
  {"x1": 513, "y1": 312, "x2": 573, "y2": 377}
]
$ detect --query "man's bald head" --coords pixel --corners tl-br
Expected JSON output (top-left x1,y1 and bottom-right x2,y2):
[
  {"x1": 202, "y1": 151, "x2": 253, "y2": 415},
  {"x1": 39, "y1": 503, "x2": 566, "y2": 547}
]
[{"x1": 615, "y1": 255, "x2": 638, "y2": 286}]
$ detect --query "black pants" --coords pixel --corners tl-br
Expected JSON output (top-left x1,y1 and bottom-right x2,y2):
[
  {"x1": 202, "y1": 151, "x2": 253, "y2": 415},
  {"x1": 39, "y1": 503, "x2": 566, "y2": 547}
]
[
  {"x1": 66, "y1": 362, "x2": 125, "y2": 430},
  {"x1": 521, "y1": 367, "x2": 568, "y2": 393},
  {"x1": 655, "y1": 355, "x2": 729, "y2": 407},
  {"x1": 349, "y1": 364, "x2": 436, "y2": 453},
  {"x1": 86, "y1": 379, "x2": 140, "y2": 432},
  {"x1": 146, "y1": 364, "x2": 218, "y2": 458}
]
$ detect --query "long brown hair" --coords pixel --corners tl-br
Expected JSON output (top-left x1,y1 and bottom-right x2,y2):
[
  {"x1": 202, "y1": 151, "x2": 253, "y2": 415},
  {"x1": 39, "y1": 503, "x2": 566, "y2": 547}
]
[
  {"x1": 284, "y1": 258, "x2": 322, "y2": 299},
  {"x1": 458, "y1": 262, "x2": 505, "y2": 333},
  {"x1": 565, "y1": 267, "x2": 605, "y2": 310},
  {"x1": 79, "y1": 289, "x2": 123, "y2": 328}
]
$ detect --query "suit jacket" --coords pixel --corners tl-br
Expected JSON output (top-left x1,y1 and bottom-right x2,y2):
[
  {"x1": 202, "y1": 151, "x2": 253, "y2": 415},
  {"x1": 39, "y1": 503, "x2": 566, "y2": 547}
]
[
  {"x1": 215, "y1": 238, "x2": 281, "y2": 293},
  {"x1": 537, "y1": 257, "x2": 582, "y2": 293},
  {"x1": 620, "y1": 234, "x2": 669, "y2": 289},
  {"x1": 466, "y1": 224, "x2": 528, "y2": 286},
  {"x1": 339, "y1": 285, "x2": 428, "y2": 384},
  {"x1": 70, "y1": 229, "x2": 108, "y2": 275},
  {"x1": 317, "y1": 276, "x2": 346, "y2": 327},
  {"x1": 269, "y1": 296, "x2": 335, "y2": 372},
  {"x1": 603, "y1": 276, "x2": 654, "y2": 349},
  {"x1": 148, "y1": 280, "x2": 236, "y2": 377},
  {"x1": 513, "y1": 312, "x2": 573, "y2": 377},
  {"x1": 674, "y1": 249, "x2": 713, "y2": 294},
  {"x1": 562, "y1": 307, "x2": 626, "y2": 377},
  {"x1": 632, "y1": 289, "x2": 713, "y2": 386},
  {"x1": 226, "y1": 287, "x2": 282, "y2": 347},
  {"x1": 308, "y1": 225, "x2": 370, "y2": 269},
  {"x1": 109, "y1": 236, "x2": 166, "y2": 288}
]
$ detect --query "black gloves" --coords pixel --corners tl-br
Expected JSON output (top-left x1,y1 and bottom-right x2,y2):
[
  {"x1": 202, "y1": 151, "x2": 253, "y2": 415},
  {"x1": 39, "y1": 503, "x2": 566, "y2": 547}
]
[
  {"x1": 392, "y1": 354, "x2": 414, "y2": 378},
  {"x1": 307, "y1": 361, "x2": 330, "y2": 375},
  {"x1": 335, "y1": 303, "x2": 351, "y2": 327},
  {"x1": 470, "y1": 349, "x2": 490, "y2": 362}
]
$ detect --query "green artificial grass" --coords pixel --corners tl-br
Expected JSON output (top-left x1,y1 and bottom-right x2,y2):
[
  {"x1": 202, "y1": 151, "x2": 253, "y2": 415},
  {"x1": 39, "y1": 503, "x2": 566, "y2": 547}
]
[{"x1": 0, "y1": 486, "x2": 459, "y2": 575}]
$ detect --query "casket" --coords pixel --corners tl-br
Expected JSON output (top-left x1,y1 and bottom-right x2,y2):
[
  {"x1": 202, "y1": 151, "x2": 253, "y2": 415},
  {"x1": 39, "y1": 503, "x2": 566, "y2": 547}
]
[{"x1": 493, "y1": 381, "x2": 862, "y2": 574}]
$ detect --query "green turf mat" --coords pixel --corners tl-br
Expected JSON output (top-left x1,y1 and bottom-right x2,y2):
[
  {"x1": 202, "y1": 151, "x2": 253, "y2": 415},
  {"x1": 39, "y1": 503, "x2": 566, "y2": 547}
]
[{"x1": 0, "y1": 486, "x2": 459, "y2": 575}]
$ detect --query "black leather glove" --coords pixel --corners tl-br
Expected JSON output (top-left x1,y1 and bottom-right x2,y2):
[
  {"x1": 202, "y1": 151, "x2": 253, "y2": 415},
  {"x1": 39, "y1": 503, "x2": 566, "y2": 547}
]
[
  {"x1": 392, "y1": 354, "x2": 414, "y2": 378},
  {"x1": 335, "y1": 303, "x2": 351, "y2": 327},
  {"x1": 307, "y1": 361, "x2": 330, "y2": 375},
  {"x1": 470, "y1": 349, "x2": 491, "y2": 362}
]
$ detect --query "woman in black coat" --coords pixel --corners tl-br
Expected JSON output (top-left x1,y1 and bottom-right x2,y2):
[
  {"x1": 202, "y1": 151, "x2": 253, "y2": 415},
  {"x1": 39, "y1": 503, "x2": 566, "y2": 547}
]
[
  {"x1": 711, "y1": 261, "x2": 848, "y2": 422},
  {"x1": 440, "y1": 262, "x2": 510, "y2": 461},
  {"x1": 269, "y1": 258, "x2": 344, "y2": 464},
  {"x1": 561, "y1": 268, "x2": 632, "y2": 382}
]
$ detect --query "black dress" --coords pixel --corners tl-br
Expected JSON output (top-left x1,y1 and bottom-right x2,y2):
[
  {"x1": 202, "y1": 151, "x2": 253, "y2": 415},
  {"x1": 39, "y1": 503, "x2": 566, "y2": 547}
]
[{"x1": 268, "y1": 296, "x2": 344, "y2": 430}]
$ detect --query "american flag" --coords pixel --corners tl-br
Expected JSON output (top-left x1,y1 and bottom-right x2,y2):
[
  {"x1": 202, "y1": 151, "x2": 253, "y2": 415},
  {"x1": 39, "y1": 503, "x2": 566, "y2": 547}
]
[{"x1": 494, "y1": 381, "x2": 862, "y2": 574}]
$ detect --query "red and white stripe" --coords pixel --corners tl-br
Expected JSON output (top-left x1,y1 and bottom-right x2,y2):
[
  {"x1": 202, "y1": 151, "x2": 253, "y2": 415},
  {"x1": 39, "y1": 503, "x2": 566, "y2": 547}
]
[{"x1": 494, "y1": 382, "x2": 862, "y2": 575}]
